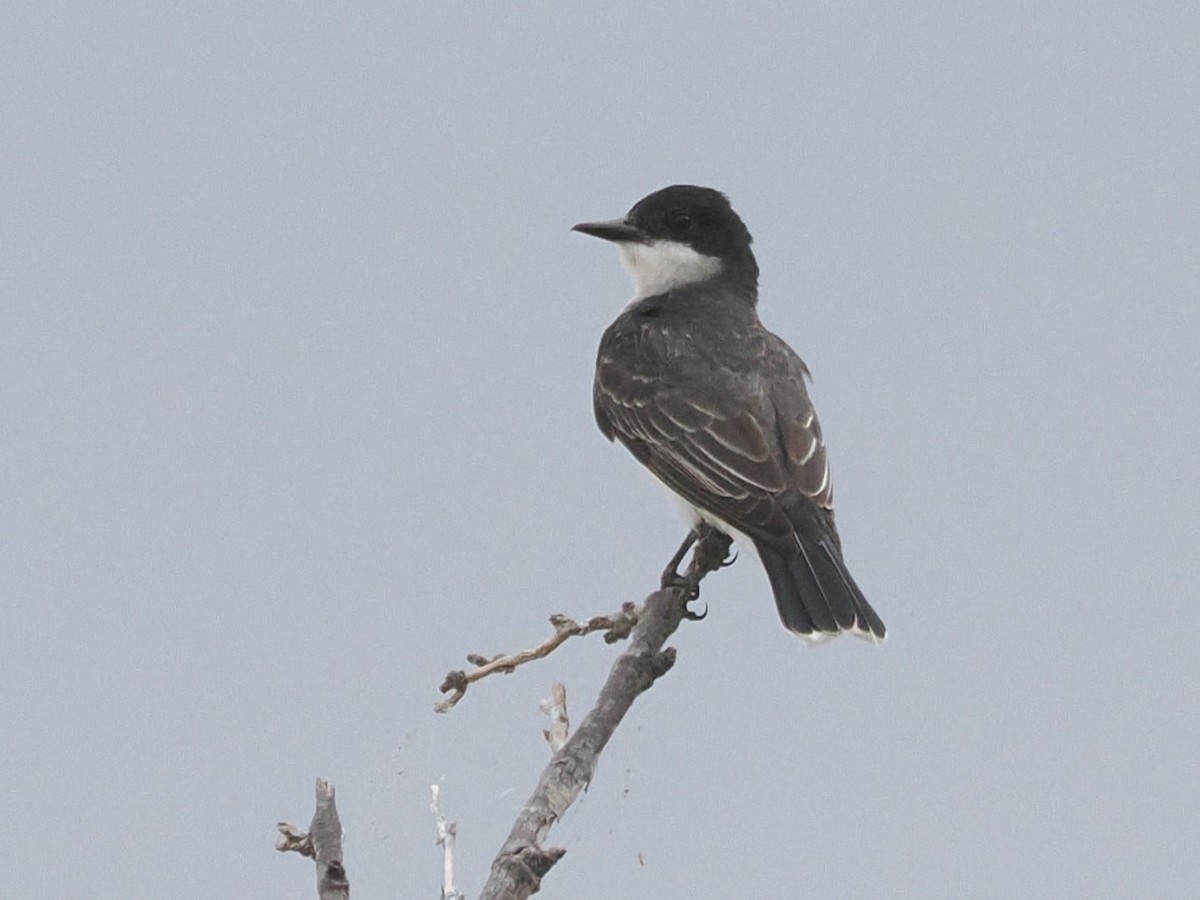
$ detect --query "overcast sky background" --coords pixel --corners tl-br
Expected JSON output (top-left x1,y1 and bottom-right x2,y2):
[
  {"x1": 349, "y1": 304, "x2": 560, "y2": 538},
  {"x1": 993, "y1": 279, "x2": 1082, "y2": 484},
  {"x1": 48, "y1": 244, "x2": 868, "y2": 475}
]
[{"x1": 3, "y1": 3, "x2": 1198, "y2": 898}]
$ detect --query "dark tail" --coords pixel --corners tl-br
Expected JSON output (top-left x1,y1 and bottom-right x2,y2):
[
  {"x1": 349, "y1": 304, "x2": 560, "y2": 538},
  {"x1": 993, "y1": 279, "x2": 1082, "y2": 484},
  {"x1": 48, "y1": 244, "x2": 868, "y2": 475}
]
[{"x1": 755, "y1": 505, "x2": 886, "y2": 642}]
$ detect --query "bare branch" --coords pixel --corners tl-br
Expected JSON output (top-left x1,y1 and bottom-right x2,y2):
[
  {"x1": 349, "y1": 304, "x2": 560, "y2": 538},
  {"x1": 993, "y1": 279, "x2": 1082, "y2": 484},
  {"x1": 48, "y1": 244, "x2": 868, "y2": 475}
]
[
  {"x1": 276, "y1": 778, "x2": 349, "y2": 900},
  {"x1": 478, "y1": 526, "x2": 733, "y2": 899},
  {"x1": 436, "y1": 603, "x2": 640, "y2": 712},
  {"x1": 431, "y1": 785, "x2": 466, "y2": 900}
]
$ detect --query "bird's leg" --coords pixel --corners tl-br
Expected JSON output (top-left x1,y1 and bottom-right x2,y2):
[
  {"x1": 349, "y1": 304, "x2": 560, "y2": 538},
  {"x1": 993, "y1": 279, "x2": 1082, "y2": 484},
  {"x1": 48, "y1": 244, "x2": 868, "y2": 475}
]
[{"x1": 660, "y1": 530, "x2": 698, "y2": 590}]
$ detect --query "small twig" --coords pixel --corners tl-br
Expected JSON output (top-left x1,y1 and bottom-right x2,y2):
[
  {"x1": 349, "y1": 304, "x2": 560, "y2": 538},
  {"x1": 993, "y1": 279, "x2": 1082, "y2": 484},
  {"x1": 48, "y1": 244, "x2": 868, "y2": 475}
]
[
  {"x1": 275, "y1": 821, "x2": 314, "y2": 858},
  {"x1": 539, "y1": 683, "x2": 570, "y2": 752},
  {"x1": 276, "y1": 778, "x2": 349, "y2": 900},
  {"x1": 478, "y1": 526, "x2": 733, "y2": 899},
  {"x1": 436, "y1": 603, "x2": 640, "y2": 712},
  {"x1": 430, "y1": 785, "x2": 465, "y2": 900}
]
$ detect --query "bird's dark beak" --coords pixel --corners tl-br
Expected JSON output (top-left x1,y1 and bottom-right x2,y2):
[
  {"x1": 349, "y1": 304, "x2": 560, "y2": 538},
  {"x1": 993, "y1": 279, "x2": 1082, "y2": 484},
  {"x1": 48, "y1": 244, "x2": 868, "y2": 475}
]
[{"x1": 571, "y1": 218, "x2": 648, "y2": 244}]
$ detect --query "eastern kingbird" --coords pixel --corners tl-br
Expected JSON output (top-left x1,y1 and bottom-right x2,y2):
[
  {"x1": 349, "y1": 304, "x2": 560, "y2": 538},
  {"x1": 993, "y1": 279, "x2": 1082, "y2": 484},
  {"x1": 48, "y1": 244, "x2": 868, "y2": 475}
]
[{"x1": 574, "y1": 185, "x2": 885, "y2": 642}]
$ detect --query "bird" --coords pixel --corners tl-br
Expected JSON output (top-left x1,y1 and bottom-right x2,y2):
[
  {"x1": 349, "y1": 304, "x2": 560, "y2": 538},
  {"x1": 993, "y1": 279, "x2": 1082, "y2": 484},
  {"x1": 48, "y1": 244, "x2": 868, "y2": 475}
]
[{"x1": 573, "y1": 185, "x2": 885, "y2": 642}]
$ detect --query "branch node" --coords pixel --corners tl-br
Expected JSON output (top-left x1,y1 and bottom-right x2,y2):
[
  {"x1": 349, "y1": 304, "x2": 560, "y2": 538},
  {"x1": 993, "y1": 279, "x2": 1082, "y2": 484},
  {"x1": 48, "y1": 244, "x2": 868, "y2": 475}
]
[
  {"x1": 275, "y1": 822, "x2": 314, "y2": 857},
  {"x1": 651, "y1": 647, "x2": 677, "y2": 677},
  {"x1": 497, "y1": 844, "x2": 568, "y2": 892},
  {"x1": 524, "y1": 845, "x2": 568, "y2": 877}
]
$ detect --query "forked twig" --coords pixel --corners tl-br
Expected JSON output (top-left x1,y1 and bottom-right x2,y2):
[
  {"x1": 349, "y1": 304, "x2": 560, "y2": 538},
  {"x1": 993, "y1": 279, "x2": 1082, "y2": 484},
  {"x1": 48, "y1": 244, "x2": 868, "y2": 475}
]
[{"x1": 436, "y1": 604, "x2": 640, "y2": 712}]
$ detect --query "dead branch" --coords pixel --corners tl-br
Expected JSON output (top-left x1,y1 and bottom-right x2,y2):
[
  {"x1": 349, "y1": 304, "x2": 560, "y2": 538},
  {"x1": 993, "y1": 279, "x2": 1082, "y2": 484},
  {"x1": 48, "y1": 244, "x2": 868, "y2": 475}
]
[
  {"x1": 431, "y1": 785, "x2": 466, "y2": 900},
  {"x1": 436, "y1": 604, "x2": 641, "y2": 713},
  {"x1": 477, "y1": 526, "x2": 733, "y2": 899},
  {"x1": 276, "y1": 778, "x2": 349, "y2": 900}
]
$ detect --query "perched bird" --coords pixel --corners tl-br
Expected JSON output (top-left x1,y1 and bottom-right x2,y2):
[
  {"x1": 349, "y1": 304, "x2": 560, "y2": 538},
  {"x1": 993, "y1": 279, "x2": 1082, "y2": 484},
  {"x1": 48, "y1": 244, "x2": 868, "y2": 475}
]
[{"x1": 574, "y1": 185, "x2": 885, "y2": 642}]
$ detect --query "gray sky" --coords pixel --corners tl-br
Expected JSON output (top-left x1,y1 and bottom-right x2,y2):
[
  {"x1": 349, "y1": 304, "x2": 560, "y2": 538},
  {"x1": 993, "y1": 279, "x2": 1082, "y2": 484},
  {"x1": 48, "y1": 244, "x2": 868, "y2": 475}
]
[{"x1": 3, "y1": 3, "x2": 1198, "y2": 898}]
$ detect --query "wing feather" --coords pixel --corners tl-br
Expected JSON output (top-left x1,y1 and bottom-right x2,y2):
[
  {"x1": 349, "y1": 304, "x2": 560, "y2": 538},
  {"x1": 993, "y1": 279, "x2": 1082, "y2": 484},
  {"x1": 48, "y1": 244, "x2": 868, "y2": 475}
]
[{"x1": 594, "y1": 311, "x2": 835, "y2": 538}]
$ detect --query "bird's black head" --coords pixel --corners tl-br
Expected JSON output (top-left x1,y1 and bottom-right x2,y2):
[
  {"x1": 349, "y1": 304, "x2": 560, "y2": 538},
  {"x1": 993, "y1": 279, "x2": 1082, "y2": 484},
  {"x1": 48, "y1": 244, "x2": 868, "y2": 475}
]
[
  {"x1": 626, "y1": 185, "x2": 755, "y2": 261},
  {"x1": 574, "y1": 185, "x2": 759, "y2": 299}
]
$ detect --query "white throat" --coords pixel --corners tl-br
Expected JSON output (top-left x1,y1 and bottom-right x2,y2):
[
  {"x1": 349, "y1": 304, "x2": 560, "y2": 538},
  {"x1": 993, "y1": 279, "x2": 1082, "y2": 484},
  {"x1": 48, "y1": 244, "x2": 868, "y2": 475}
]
[{"x1": 618, "y1": 240, "x2": 723, "y2": 299}]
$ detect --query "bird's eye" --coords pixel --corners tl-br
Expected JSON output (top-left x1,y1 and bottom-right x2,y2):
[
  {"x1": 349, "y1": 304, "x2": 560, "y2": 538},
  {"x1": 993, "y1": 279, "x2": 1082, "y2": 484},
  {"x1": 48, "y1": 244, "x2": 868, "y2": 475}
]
[{"x1": 665, "y1": 211, "x2": 692, "y2": 231}]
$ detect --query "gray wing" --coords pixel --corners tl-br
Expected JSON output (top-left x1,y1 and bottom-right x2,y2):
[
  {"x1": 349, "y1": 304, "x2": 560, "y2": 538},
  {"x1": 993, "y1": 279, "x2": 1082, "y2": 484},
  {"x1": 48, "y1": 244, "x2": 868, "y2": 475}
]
[{"x1": 594, "y1": 329, "x2": 833, "y2": 543}]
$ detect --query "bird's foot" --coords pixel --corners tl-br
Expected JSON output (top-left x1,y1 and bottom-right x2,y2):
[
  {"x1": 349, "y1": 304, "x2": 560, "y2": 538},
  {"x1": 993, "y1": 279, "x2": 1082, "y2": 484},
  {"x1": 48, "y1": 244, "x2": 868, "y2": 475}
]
[
  {"x1": 660, "y1": 525, "x2": 734, "y2": 620},
  {"x1": 691, "y1": 525, "x2": 735, "y2": 576}
]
